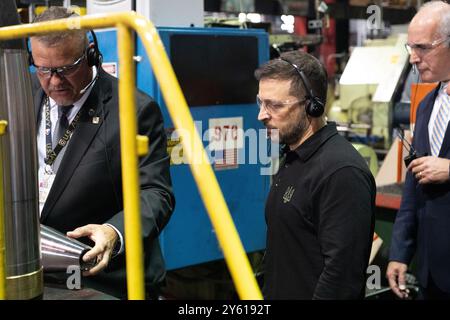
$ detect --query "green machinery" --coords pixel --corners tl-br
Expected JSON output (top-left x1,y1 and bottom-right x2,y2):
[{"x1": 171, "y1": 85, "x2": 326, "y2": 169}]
[
  {"x1": 328, "y1": 34, "x2": 410, "y2": 150},
  {"x1": 353, "y1": 142, "x2": 379, "y2": 177}
]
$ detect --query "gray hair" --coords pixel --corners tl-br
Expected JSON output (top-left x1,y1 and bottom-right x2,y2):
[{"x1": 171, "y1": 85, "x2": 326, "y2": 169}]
[
  {"x1": 419, "y1": 1, "x2": 450, "y2": 39},
  {"x1": 32, "y1": 6, "x2": 87, "y2": 54}
]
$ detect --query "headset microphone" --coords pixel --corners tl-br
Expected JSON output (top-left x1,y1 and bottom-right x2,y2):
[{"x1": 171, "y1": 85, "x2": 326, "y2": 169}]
[
  {"x1": 79, "y1": 71, "x2": 99, "y2": 95},
  {"x1": 412, "y1": 63, "x2": 417, "y2": 75}
]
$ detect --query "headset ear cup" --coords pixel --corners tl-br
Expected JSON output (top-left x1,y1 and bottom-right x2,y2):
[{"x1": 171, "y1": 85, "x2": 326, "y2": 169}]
[
  {"x1": 86, "y1": 44, "x2": 98, "y2": 67},
  {"x1": 305, "y1": 98, "x2": 324, "y2": 117}
]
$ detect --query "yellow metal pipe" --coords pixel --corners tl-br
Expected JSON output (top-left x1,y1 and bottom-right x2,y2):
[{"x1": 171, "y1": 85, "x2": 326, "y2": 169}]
[
  {"x1": 127, "y1": 15, "x2": 263, "y2": 300},
  {"x1": 0, "y1": 120, "x2": 7, "y2": 300},
  {"x1": 0, "y1": 12, "x2": 263, "y2": 299},
  {"x1": 116, "y1": 24, "x2": 145, "y2": 300}
]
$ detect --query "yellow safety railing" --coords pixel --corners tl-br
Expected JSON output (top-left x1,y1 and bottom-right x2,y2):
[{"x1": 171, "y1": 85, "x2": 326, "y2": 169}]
[{"x1": 0, "y1": 12, "x2": 262, "y2": 300}]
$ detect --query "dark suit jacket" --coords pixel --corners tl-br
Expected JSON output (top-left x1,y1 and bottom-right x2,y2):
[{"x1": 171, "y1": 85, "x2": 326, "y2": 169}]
[
  {"x1": 33, "y1": 69, "x2": 175, "y2": 298},
  {"x1": 390, "y1": 83, "x2": 450, "y2": 292}
]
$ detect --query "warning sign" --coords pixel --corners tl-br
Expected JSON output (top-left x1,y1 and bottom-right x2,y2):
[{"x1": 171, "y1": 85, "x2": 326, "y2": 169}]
[
  {"x1": 208, "y1": 117, "x2": 243, "y2": 151},
  {"x1": 209, "y1": 117, "x2": 242, "y2": 170}
]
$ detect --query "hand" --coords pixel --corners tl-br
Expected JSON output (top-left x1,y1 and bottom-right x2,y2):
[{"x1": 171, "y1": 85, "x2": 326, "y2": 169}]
[
  {"x1": 66, "y1": 224, "x2": 119, "y2": 276},
  {"x1": 386, "y1": 261, "x2": 409, "y2": 299},
  {"x1": 408, "y1": 156, "x2": 450, "y2": 184}
]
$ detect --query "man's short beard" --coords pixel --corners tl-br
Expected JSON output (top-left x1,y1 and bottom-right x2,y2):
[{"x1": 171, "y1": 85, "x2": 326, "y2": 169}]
[{"x1": 280, "y1": 110, "x2": 310, "y2": 147}]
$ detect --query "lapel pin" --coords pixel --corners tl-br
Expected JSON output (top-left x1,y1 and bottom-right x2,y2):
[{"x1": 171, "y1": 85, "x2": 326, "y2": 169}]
[{"x1": 92, "y1": 117, "x2": 100, "y2": 124}]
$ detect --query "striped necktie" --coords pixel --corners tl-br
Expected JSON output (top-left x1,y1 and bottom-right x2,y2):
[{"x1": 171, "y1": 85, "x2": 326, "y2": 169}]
[{"x1": 430, "y1": 88, "x2": 450, "y2": 157}]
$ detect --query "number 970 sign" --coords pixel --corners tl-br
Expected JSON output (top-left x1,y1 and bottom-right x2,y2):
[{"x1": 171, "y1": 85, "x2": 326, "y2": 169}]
[{"x1": 208, "y1": 117, "x2": 243, "y2": 151}]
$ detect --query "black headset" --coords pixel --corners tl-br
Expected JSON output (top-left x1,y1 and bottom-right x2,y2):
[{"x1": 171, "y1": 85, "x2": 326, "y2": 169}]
[
  {"x1": 279, "y1": 58, "x2": 325, "y2": 118},
  {"x1": 86, "y1": 30, "x2": 102, "y2": 68},
  {"x1": 28, "y1": 29, "x2": 103, "y2": 68}
]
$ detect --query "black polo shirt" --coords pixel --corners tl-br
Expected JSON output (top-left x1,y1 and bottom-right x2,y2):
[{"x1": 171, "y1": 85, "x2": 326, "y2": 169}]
[{"x1": 263, "y1": 122, "x2": 376, "y2": 299}]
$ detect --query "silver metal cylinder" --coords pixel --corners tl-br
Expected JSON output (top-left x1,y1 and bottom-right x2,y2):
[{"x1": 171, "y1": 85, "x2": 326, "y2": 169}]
[
  {"x1": 0, "y1": 48, "x2": 43, "y2": 300},
  {"x1": 41, "y1": 225, "x2": 96, "y2": 272},
  {"x1": 0, "y1": 0, "x2": 43, "y2": 300}
]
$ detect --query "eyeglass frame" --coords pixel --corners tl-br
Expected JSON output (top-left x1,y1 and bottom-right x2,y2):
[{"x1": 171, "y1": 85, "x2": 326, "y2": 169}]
[
  {"x1": 32, "y1": 53, "x2": 86, "y2": 79},
  {"x1": 256, "y1": 94, "x2": 307, "y2": 114},
  {"x1": 405, "y1": 36, "x2": 450, "y2": 55}
]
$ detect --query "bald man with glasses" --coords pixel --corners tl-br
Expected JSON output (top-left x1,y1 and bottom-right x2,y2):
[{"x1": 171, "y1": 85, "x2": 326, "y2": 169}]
[{"x1": 387, "y1": 1, "x2": 450, "y2": 300}]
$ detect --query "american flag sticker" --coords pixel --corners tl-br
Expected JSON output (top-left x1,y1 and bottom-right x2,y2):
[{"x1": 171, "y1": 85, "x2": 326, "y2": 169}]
[{"x1": 214, "y1": 148, "x2": 238, "y2": 170}]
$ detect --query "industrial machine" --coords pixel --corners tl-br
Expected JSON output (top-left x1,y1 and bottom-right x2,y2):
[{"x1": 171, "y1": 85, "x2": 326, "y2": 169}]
[
  {"x1": 95, "y1": 27, "x2": 270, "y2": 270},
  {"x1": 328, "y1": 34, "x2": 410, "y2": 150}
]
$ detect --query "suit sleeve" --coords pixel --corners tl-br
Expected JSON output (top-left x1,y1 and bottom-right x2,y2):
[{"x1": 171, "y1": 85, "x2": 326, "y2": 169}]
[
  {"x1": 313, "y1": 167, "x2": 375, "y2": 299},
  {"x1": 388, "y1": 107, "x2": 423, "y2": 265},
  {"x1": 106, "y1": 97, "x2": 175, "y2": 241},
  {"x1": 389, "y1": 88, "x2": 441, "y2": 265}
]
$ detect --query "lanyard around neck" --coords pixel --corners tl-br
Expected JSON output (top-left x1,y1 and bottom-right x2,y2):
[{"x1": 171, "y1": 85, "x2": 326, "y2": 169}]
[{"x1": 44, "y1": 96, "x2": 83, "y2": 166}]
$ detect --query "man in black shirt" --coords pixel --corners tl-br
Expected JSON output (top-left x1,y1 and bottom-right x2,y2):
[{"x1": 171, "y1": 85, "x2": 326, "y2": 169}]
[{"x1": 255, "y1": 51, "x2": 376, "y2": 299}]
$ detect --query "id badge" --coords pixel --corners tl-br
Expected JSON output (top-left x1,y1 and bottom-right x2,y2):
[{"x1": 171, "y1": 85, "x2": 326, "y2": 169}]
[{"x1": 38, "y1": 167, "x2": 55, "y2": 206}]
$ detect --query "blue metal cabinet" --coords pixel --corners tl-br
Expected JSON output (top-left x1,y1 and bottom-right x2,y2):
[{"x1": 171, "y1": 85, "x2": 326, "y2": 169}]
[{"x1": 96, "y1": 27, "x2": 270, "y2": 270}]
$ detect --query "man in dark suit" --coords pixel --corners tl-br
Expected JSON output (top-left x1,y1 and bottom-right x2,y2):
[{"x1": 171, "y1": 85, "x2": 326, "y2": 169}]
[
  {"x1": 387, "y1": 1, "x2": 450, "y2": 299},
  {"x1": 30, "y1": 7, "x2": 174, "y2": 299}
]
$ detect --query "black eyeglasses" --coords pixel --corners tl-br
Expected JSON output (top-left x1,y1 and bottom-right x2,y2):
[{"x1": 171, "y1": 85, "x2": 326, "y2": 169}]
[
  {"x1": 405, "y1": 37, "x2": 450, "y2": 55},
  {"x1": 33, "y1": 53, "x2": 86, "y2": 79}
]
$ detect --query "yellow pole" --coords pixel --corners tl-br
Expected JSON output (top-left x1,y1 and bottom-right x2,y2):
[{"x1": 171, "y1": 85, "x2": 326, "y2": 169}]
[
  {"x1": 129, "y1": 16, "x2": 263, "y2": 300},
  {"x1": 116, "y1": 23, "x2": 145, "y2": 300},
  {"x1": 0, "y1": 120, "x2": 7, "y2": 300}
]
